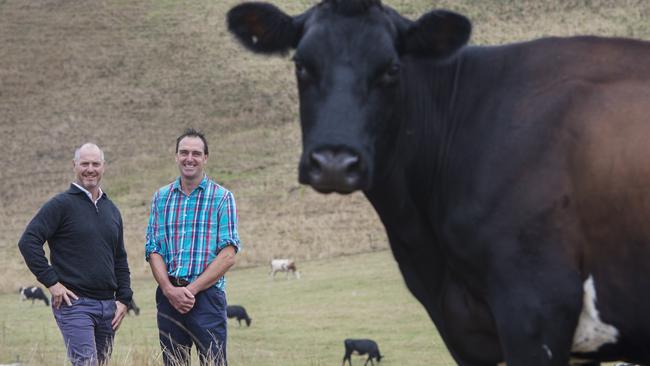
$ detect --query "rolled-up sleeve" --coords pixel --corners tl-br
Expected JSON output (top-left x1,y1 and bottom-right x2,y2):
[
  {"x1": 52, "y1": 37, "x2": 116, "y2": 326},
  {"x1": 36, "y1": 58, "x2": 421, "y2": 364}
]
[{"x1": 216, "y1": 191, "x2": 241, "y2": 253}]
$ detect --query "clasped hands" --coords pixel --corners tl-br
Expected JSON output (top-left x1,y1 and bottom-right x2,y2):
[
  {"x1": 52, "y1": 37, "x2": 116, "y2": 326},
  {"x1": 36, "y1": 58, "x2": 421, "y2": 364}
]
[{"x1": 163, "y1": 285, "x2": 196, "y2": 314}]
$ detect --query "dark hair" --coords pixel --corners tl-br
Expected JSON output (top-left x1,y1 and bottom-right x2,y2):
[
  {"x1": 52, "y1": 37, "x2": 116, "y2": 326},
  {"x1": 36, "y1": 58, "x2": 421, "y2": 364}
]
[
  {"x1": 176, "y1": 128, "x2": 209, "y2": 155},
  {"x1": 325, "y1": 0, "x2": 382, "y2": 16}
]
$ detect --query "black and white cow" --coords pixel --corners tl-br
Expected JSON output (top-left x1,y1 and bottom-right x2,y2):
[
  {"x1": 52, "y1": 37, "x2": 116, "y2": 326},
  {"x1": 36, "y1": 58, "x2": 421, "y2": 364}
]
[
  {"x1": 343, "y1": 339, "x2": 382, "y2": 366},
  {"x1": 19, "y1": 286, "x2": 49, "y2": 306},
  {"x1": 228, "y1": 1, "x2": 650, "y2": 365}
]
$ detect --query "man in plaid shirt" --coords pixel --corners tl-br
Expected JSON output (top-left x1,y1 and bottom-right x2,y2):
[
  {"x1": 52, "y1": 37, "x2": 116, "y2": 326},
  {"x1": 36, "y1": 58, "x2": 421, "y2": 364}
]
[{"x1": 145, "y1": 128, "x2": 241, "y2": 365}]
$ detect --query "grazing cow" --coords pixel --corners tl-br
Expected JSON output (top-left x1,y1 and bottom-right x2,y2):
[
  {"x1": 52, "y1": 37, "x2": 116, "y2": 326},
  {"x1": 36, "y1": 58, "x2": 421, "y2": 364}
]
[
  {"x1": 226, "y1": 305, "x2": 252, "y2": 327},
  {"x1": 343, "y1": 339, "x2": 382, "y2": 366},
  {"x1": 228, "y1": 1, "x2": 650, "y2": 365},
  {"x1": 269, "y1": 259, "x2": 301, "y2": 279},
  {"x1": 18, "y1": 286, "x2": 49, "y2": 306},
  {"x1": 127, "y1": 298, "x2": 140, "y2": 316}
]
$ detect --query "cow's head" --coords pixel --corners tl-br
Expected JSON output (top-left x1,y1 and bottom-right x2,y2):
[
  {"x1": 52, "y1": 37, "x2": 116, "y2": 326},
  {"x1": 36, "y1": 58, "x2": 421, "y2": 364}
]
[{"x1": 228, "y1": 1, "x2": 470, "y2": 193}]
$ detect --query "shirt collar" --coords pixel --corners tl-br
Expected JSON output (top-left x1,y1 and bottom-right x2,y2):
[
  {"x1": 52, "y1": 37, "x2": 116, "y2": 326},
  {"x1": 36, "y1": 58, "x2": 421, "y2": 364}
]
[
  {"x1": 172, "y1": 175, "x2": 208, "y2": 193},
  {"x1": 71, "y1": 182, "x2": 104, "y2": 205}
]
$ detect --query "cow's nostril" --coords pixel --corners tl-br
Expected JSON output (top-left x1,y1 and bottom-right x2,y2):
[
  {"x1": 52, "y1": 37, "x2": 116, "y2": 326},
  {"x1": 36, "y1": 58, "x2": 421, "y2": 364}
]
[
  {"x1": 309, "y1": 151, "x2": 329, "y2": 172},
  {"x1": 302, "y1": 148, "x2": 365, "y2": 193},
  {"x1": 341, "y1": 154, "x2": 360, "y2": 174}
]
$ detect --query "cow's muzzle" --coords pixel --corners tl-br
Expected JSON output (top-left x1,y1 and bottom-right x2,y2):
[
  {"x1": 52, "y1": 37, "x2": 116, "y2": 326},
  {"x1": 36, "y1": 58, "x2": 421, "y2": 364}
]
[{"x1": 299, "y1": 148, "x2": 367, "y2": 194}]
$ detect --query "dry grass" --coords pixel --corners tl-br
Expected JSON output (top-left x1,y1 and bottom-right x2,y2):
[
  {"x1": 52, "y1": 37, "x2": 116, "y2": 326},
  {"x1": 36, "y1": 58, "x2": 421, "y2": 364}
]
[{"x1": 0, "y1": 0, "x2": 649, "y2": 293}]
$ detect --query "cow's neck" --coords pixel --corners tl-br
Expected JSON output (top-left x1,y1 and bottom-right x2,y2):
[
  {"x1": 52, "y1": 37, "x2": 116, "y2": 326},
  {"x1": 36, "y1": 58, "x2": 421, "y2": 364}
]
[
  {"x1": 362, "y1": 51, "x2": 465, "y2": 297},
  {"x1": 385, "y1": 52, "x2": 469, "y2": 221},
  {"x1": 363, "y1": 49, "x2": 485, "y2": 312}
]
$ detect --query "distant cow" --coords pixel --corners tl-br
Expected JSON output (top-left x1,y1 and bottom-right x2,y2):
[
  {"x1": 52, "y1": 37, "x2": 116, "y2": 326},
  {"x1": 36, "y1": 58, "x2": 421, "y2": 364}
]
[
  {"x1": 228, "y1": 1, "x2": 650, "y2": 365},
  {"x1": 19, "y1": 286, "x2": 49, "y2": 306},
  {"x1": 127, "y1": 298, "x2": 140, "y2": 315},
  {"x1": 269, "y1": 259, "x2": 301, "y2": 279},
  {"x1": 343, "y1": 339, "x2": 382, "y2": 366},
  {"x1": 226, "y1": 305, "x2": 252, "y2": 327}
]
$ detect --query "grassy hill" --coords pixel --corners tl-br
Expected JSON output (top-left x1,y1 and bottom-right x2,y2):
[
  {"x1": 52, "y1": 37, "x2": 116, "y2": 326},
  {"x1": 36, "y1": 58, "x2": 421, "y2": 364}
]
[{"x1": 1, "y1": 0, "x2": 648, "y2": 292}]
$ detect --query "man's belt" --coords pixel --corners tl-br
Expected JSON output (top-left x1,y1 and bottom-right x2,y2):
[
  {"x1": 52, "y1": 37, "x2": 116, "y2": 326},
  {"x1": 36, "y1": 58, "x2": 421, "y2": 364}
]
[{"x1": 168, "y1": 276, "x2": 190, "y2": 287}]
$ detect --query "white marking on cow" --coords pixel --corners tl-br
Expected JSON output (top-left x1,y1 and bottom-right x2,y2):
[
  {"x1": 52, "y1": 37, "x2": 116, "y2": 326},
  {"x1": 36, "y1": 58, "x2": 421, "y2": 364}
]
[
  {"x1": 252, "y1": 35, "x2": 258, "y2": 44},
  {"x1": 571, "y1": 275, "x2": 619, "y2": 352},
  {"x1": 542, "y1": 344, "x2": 552, "y2": 359}
]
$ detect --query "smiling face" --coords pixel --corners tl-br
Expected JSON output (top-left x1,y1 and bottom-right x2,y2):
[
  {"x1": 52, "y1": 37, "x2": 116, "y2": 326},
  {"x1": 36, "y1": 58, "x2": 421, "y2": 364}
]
[
  {"x1": 73, "y1": 144, "x2": 105, "y2": 193},
  {"x1": 175, "y1": 136, "x2": 208, "y2": 182}
]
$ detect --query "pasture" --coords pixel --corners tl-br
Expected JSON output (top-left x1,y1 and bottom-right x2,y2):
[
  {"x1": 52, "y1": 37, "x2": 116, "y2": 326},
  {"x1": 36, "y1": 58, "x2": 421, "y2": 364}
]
[
  {"x1": 0, "y1": 0, "x2": 648, "y2": 365},
  {"x1": 0, "y1": 250, "x2": 452, "y2": 365}
]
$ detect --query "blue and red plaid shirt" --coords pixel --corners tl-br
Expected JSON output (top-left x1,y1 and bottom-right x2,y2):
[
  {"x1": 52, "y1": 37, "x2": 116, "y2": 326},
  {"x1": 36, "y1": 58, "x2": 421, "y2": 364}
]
[{"x1": 145, "y1": 175, "x2": 241, "y2": 291}]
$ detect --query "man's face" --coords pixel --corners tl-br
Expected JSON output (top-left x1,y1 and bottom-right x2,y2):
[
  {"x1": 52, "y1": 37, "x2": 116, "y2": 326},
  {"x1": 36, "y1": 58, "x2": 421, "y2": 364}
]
[
  {"x1": 176, "y1": 136, "x2": 207, "y2": 181},
  {"x1": 73, "y1": 146, "x2": 105, "y2": 192}
]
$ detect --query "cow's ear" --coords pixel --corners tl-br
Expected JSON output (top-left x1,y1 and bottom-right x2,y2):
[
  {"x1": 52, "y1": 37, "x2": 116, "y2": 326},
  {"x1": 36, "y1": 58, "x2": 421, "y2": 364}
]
[
  {"x1": 400, "y1": 10, "x2": 471, "y2": 59},
  {"x1": 227, "y1": 2, "x2": 306, "y2": 55}
]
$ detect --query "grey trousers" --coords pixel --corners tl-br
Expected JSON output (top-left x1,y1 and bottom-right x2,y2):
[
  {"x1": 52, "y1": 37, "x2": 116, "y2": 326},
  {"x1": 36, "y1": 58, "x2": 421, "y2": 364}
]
[{"x1": 52, "y1": 297, "x2": 116, "y2": 366}]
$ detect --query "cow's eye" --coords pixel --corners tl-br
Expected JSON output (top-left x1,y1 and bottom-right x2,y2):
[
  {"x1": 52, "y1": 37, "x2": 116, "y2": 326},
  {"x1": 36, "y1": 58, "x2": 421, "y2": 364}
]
[
  {"x1": 386, "y1": 63, "x2": 400, "y2": 77},
  {"x1": 379, "y1": 62, "x2": 401, "y2": 85}
]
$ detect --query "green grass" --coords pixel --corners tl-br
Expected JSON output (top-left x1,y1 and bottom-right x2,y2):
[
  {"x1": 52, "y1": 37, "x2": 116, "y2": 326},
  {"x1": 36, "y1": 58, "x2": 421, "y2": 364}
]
[{"x1": 0, "y1": 250, "x2": 454, "y2": 366}]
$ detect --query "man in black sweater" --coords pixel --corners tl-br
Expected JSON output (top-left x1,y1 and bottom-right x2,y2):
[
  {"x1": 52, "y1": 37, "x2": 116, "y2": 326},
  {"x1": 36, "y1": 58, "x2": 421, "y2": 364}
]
[{"x1": 18, "y1": 143, "x2": 133, "y2": 366}]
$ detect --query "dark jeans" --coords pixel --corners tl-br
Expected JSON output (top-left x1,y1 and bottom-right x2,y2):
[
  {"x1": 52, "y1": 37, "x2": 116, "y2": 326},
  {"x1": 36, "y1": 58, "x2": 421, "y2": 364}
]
[
  {"x1": 52, "y1": 297, "x2": 116, "y2": 366},
  {"x1": 156, "y1": 286, "x2": 228, "y2": 366}
]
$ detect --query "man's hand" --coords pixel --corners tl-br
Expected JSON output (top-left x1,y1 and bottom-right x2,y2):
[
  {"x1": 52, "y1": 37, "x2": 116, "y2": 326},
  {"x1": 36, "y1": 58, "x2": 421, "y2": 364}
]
[
  {"x1": 48, "y1": 282, "x2": 78, "y2": 309},
  {"x1": 112, "y1": 301, "x2": 128, "y2": 331},
  {"x1": 163, "y1": 286, "x2": 195, "y2": 314}
]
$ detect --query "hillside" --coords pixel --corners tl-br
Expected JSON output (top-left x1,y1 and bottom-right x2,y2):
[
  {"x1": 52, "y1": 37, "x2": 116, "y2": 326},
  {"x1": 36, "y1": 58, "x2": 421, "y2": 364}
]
[{"x1": 1, "y1": 0, "x2": 649, "y2": 292}]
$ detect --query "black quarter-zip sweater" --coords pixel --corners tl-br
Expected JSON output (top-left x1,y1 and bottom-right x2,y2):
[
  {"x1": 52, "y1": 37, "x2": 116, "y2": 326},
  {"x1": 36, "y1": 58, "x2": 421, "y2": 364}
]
[{"x1": 18, "y1": 184, "x2": 133, "y2": 304}]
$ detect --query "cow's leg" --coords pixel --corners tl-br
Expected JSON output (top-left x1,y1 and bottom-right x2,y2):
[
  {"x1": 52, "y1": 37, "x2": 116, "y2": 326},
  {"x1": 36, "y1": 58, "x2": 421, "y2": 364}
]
[
  {"x1": 488, "y1": 265, "x2": 583, "y2": 366},
  {"x1": 342, "y1": 353, "x2": 352, "y2": 366}
]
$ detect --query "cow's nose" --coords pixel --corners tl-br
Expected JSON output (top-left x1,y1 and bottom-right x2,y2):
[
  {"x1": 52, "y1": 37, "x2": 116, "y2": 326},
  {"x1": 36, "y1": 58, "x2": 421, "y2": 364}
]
[{"x1": 303, "y1": 148, "x2": 364, "y2": 193}]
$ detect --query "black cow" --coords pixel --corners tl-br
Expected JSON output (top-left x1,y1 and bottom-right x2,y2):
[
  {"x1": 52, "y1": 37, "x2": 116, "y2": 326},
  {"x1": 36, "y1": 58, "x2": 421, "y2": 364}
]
[
  {"x1": 226, "y1": 305, "x2": 252, "y2": 327},
  {"x1": 343, "y1": 339, "x2": 382, "y2": 366},
  {"x1": 127, "y1": 298, "x2": 140, "y2": 316},
  {"x1": 19, "y1": 286, "x2": 49, "y2": 306},
  {"x1": 228, "y1": 1, "x2": 650, "y2": 365}
]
